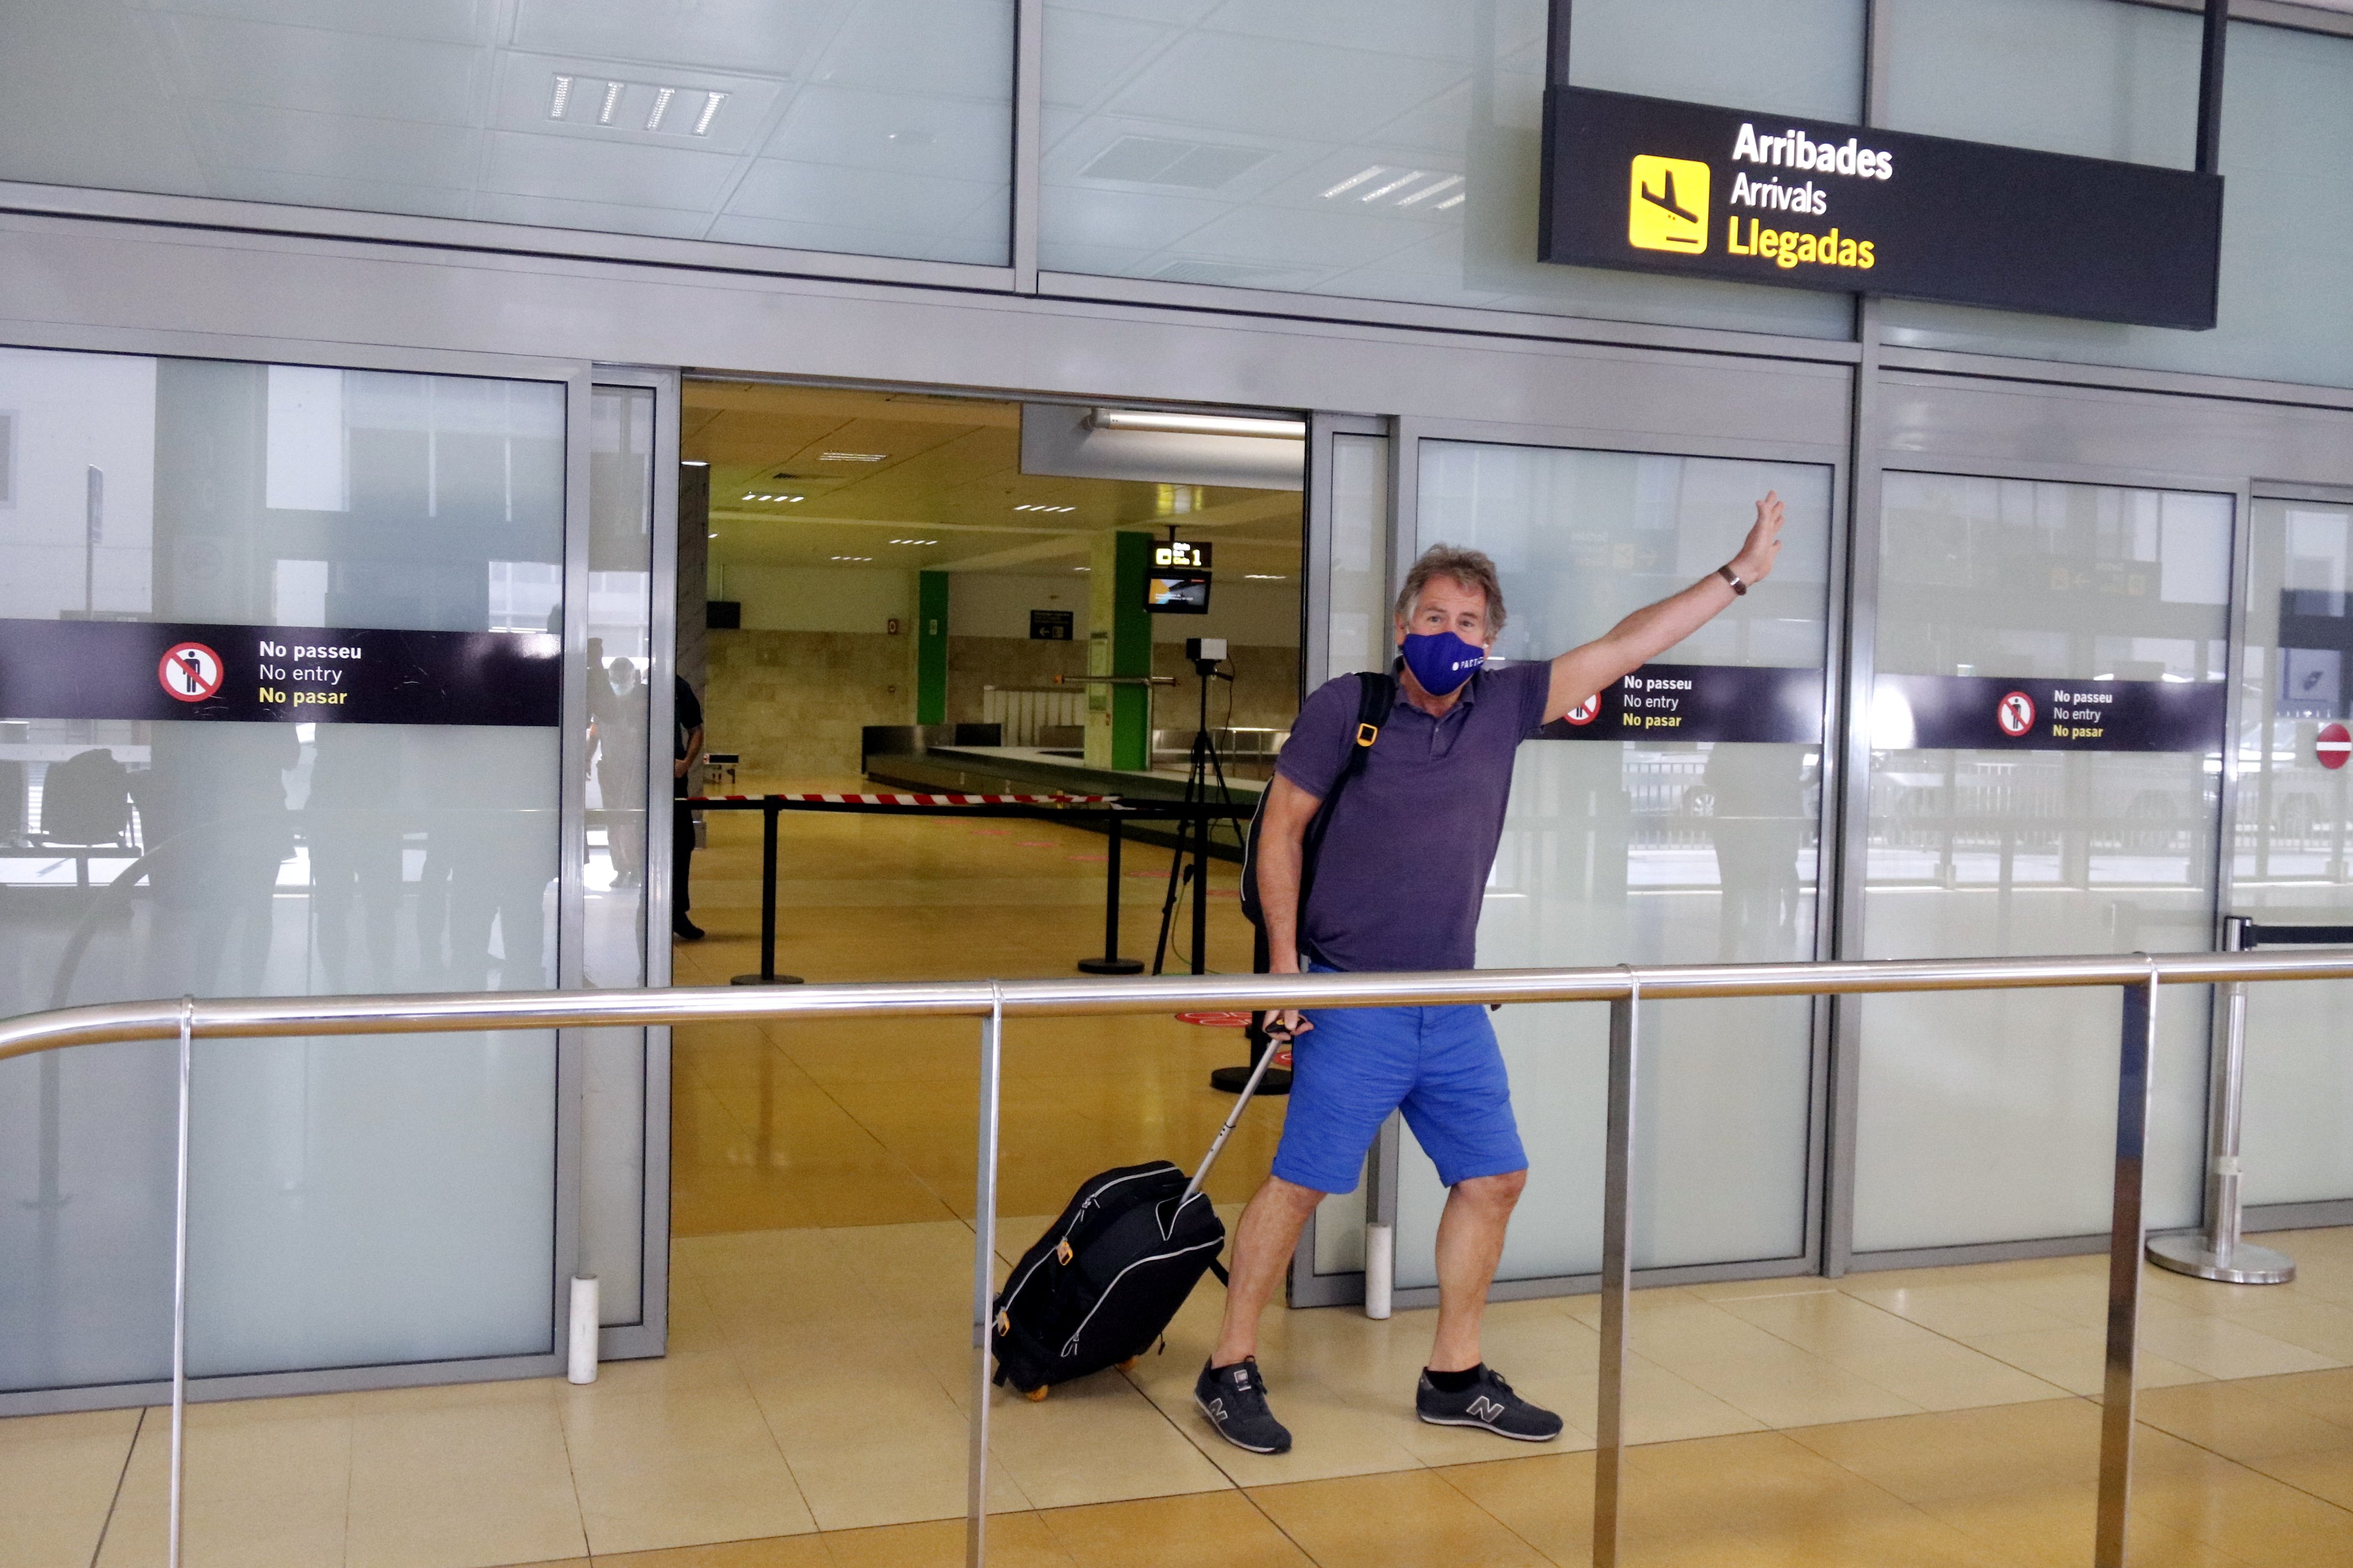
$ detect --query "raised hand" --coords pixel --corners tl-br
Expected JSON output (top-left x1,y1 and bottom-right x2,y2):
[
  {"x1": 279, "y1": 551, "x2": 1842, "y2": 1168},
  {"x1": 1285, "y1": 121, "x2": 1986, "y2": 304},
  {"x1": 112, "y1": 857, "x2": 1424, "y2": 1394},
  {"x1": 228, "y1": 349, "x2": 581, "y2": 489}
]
[{"x1": 1731, "y1": 491, "x2": 1785, "y2": 585}]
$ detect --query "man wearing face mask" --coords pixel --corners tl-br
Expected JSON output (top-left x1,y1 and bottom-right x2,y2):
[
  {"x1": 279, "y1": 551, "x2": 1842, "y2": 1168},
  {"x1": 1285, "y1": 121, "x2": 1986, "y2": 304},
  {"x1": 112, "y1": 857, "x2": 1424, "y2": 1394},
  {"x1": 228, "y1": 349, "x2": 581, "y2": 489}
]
[{"x1": 1195, "y1": 493, "x2": 1787, "y2": 1456}]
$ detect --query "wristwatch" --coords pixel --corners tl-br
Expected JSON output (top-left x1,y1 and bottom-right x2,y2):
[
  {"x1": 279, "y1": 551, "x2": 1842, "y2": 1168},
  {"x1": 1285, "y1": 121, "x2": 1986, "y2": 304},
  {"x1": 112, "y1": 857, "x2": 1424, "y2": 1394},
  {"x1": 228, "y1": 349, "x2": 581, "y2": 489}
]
[{"x1": 1717, "y1": 564, "x2": 1747, "y2": 595}]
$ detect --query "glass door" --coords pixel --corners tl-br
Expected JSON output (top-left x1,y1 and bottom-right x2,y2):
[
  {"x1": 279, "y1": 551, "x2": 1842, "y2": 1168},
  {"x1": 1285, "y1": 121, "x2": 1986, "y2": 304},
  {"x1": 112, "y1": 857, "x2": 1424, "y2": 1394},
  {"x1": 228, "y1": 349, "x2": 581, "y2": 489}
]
[
  {"x1": 2230, "y1": 493, "x2": 2353, "y2": 1213},
  {"x1": 1390, "y1": 438, "x2": 1837, "y2": 1289},
  {"x1": 1850, "y1": 475, "x2": 2232, "y2": 1255}
]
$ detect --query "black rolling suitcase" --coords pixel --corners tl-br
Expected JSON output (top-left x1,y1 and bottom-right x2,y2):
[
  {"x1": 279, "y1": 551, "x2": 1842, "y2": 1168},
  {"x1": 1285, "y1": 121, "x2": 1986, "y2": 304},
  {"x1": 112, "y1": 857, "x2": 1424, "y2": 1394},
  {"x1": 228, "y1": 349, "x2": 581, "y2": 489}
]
[{"x1": 988, "y1": 1043, "x2": 1284, "y2": 1399}]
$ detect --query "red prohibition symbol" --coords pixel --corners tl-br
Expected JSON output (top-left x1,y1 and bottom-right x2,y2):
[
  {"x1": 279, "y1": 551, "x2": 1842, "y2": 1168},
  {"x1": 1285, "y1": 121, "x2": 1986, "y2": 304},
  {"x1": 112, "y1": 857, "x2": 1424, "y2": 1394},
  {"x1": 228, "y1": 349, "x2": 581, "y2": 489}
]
[
  {"x1": 159, "y1": 641, "x2": 224, "y2": 702},
  {"x1": 2319, "y1": 721, "x2": 2351, "y2": 772},
  {"x1": 1996, "y1": 690, "x2": 2036, "y2": 738},
  {"x1": 1563, "y1": 694, "x2": 1603, "y2": 726}
]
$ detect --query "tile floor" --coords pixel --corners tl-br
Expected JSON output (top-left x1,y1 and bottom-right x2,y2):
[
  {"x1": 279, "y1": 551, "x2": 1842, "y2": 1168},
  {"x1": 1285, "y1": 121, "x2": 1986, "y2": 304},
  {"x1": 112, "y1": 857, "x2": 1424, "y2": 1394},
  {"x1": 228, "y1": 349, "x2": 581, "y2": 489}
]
[{"x1": 8, "y1": 789, "x2": 2353, "y2": 1565}]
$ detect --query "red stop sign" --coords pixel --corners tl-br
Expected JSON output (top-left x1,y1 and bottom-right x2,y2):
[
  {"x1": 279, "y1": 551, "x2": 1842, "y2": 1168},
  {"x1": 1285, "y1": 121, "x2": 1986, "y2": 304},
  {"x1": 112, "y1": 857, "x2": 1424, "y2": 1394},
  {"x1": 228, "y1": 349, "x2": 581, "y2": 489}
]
[{"x1": 2319, "y1": 721, "x2": 2351, "y2": 771}]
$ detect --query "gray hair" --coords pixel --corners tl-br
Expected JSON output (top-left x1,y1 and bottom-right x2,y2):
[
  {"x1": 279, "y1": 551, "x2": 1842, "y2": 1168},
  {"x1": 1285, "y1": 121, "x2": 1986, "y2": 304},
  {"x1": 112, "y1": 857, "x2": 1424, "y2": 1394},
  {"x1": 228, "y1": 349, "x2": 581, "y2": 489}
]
[{"x1": 1394, "y1": 545, "x2": 1507, "y2": 634}]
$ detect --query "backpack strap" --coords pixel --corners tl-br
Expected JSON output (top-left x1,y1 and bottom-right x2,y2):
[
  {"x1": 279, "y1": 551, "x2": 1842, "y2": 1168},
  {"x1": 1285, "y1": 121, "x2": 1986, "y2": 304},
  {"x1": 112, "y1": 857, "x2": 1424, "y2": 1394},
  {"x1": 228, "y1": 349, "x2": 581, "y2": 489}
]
[{"x1": 1292, "y1": 671, "x2": 1394, "y2": 964}]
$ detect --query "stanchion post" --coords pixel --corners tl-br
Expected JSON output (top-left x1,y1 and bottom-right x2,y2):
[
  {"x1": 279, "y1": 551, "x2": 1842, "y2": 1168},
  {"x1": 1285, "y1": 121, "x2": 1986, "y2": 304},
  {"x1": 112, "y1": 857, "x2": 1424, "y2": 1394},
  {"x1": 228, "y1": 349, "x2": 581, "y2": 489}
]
[
  {"x1": 1078, "y1": 812, "x2": 1143, "y2": 975},
  {"x1": 732, "y1": 796, "x2": 803, "y2": 986},
  {"x1": 1593, "y1": 980, "x2": 1638, "y2": 1568},
  {"x1": 967, "y1": 987, "x2": 1004, "y2": 1568},
  {"x1": 2095, "y1": 972, "x2": 2157, "y2": 1568},
  {"x1": 2148, "y1": 915, "x2": 2294, "y2": 1284},
  {"x1": 1189, "y1": 802, "x2": 1210, "y2": 975}
]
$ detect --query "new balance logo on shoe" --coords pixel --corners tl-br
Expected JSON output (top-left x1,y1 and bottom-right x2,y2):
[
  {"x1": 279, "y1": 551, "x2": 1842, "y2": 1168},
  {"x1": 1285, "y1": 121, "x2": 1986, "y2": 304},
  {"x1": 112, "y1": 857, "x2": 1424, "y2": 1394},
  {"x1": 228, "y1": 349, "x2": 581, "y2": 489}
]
[
  {"x1": 1468, "y1": 1395, "x2": 1507, "y2": 1422},
  {"x1": 1206, "y1": 1398, "x2": 1226, "y2": 1420}
]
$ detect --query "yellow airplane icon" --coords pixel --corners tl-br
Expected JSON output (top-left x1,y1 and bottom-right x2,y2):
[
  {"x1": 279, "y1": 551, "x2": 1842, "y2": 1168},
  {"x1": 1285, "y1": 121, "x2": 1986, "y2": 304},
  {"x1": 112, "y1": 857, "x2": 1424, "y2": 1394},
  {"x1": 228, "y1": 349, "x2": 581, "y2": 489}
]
[{"x1": 1628, "y1": 155, "x2": 1709, "y2": 253}]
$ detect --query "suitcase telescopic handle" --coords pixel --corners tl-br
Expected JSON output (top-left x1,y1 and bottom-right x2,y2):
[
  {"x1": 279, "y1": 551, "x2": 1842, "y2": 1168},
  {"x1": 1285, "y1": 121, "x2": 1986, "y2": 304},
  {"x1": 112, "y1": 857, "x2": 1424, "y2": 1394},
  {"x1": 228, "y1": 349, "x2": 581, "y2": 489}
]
[{"x1": 1178, "y1": 1025, "x2": 1289, "y2": 1209}]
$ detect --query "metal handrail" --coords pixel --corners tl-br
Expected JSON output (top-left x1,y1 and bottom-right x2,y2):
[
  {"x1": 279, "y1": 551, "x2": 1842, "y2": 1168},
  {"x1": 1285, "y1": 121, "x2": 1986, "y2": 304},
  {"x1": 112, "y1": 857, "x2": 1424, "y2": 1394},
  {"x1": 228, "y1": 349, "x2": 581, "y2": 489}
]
[{"x1": 7, "y1": 945, "x2": 2353, "y2": 1568}]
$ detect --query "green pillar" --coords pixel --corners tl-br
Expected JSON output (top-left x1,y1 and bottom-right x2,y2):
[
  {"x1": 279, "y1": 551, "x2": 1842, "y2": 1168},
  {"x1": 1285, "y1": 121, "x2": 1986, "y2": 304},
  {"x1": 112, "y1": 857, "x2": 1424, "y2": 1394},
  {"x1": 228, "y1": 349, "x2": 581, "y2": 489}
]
[
  {"x1": 917, "y1": 571, "x2": 950, "y2": 725},
  {"x1": 1085, "y1": 531, "x2": 1153, "y2": 771}
]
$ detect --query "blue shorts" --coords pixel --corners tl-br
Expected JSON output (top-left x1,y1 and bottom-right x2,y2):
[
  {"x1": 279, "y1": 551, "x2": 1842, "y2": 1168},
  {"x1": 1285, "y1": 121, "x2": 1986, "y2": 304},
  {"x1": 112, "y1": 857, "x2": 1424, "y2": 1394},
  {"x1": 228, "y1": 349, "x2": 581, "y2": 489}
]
[{"x1": 1270, "y1": 981, "x2": 1527, "y2": 1195}]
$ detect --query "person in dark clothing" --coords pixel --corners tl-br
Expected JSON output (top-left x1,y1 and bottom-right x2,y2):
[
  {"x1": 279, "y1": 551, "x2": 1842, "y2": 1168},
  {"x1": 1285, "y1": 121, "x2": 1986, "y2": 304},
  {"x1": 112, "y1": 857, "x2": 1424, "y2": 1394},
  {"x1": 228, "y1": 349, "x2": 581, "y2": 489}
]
[{"x1": 673, "y1": 675, "x2": 705, "y2": 941}]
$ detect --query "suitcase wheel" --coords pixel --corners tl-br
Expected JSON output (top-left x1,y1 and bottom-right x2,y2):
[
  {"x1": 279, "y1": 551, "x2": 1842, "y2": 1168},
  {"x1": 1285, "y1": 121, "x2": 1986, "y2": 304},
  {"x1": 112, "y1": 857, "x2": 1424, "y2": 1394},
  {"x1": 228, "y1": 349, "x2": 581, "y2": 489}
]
[{"x1": 1024, "y1": 1383, "x2": 1050, "y2": 1402}]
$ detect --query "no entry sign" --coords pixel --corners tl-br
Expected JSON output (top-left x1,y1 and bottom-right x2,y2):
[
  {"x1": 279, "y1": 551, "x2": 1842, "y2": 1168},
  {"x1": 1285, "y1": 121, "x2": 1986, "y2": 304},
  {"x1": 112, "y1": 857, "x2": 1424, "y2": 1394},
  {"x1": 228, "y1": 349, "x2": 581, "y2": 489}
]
[{"x1": 2319, "y1": 721, "x2": 2351, "y2": 771}]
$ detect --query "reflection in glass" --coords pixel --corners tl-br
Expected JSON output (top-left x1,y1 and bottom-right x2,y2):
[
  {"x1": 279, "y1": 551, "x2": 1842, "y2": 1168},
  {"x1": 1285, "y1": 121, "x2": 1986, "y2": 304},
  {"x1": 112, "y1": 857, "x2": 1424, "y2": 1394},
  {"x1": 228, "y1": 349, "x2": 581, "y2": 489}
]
[
  {"x1": 1855, "y1": 474, "x2": 2230, "y2": 1252},
  {"x1": 1394, "y1": 443, "x2": 1831, "y2": 1285},
  {"x1": 581, "y1": 386, "x2": 657, "y2": 1324},
  {"x1": 2232, "y1": 499, "x2": 2353, "y2": 1209},
  {"x1": 0, "y1": 348, "x2": 566, "y2": 1392}
]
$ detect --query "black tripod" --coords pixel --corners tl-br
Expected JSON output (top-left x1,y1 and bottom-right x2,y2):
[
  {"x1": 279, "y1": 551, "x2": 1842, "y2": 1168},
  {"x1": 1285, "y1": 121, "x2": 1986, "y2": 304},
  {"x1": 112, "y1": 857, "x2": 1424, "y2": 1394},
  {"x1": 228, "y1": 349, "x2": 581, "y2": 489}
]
[
  {"x1": 1147, "y1": 645, "x2": 1292, "y2": 1095},
  {"x1": 1150, "y1": 649, "x2": 1249, "y2": 979}
]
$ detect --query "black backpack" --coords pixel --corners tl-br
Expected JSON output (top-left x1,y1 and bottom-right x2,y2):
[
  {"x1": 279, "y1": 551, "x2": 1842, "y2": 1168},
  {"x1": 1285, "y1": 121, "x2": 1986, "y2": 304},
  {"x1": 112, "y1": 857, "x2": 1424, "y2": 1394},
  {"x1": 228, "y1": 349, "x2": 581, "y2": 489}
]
[
  {"x1": 990, "y1": 1161, "x2": 1225, "y2": 1396},
  {"x1": 1238, "y1": 670, "x2": 1395, "y2": 946},
  {"x1": 990, "y1": 1042, "x2": 1281, "y2": 1397}
]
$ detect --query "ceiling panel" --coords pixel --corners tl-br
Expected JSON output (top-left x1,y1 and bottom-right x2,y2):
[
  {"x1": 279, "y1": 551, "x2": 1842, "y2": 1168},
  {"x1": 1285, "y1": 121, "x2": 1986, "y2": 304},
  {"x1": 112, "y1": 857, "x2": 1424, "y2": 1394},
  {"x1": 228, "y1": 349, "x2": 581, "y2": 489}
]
[
  {"x1": 511, "y1": 0, "x2": 842, "y2": 76},
  {"x1": 162, "y1": 14, "x2": 482, "y2": 122}
]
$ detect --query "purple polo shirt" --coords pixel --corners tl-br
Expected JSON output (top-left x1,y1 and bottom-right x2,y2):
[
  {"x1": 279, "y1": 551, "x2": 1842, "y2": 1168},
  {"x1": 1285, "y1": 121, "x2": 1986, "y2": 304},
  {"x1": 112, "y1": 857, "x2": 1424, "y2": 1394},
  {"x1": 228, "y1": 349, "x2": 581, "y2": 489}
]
[{"x1": 1275, "y1": 660, "x2": 1553, "y2": 973}]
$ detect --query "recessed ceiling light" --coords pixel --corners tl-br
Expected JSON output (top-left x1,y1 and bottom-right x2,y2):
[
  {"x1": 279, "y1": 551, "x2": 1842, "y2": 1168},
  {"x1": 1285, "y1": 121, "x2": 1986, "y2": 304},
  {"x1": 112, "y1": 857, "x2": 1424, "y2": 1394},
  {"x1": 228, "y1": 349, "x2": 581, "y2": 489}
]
[
  {"x1": 681, "y1": 459, "x2": 708, "y2": 467},
  {"x1": 1092, "y1": 409, "x2": 1304, "y2": 440},
  {"x1": 1360, "y1": 170, "x2": 1424, "y2": 202},
  {"x1": 1072, "y1": 566, "x2": 1091, "y2": 572},
  {"x1": 1244, "y1": 573, "x2": 1288, "y2": 580},
  {"x1": 890, "y1": 538, "x2": 938, "y2": 545},
  {"x1": 831, "y1": 555, "x2": 874, "y2": 562},
  {"x1": 693, "y1": 91, "x2": 725, "y2": 136},
  {"x1": 1013, "y1": 503, "x2": 1077, "y2": 514},
  {"x1": 597, "y1": 80, "x2": 624, "y2": 125},
  {"x1": 547, "y1": 75, "x2": 574, "y2": 119},
  {"x1": 1435, "y1": 193, "x2": 1465, "y2": 210},
  {"x1": 708, "y1": 531, "x2": 718, "y2": 539},
  {"x1": 820, "y1": 451, "x2": 888, "y2": 462},
  {"x1": 1321, "y1": 165, "x2": 1385, "y2": 199},
  {"x1": 645, "y1": 85, "x2": 675, "y2": 132}
]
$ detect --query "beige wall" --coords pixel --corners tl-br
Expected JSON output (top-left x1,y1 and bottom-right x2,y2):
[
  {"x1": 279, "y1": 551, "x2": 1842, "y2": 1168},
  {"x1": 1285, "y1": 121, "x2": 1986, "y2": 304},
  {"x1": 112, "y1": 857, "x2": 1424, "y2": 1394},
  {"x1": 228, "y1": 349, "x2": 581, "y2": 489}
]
[{"x1": 703, "y1": 628, "x2": 916, "y2": 780}]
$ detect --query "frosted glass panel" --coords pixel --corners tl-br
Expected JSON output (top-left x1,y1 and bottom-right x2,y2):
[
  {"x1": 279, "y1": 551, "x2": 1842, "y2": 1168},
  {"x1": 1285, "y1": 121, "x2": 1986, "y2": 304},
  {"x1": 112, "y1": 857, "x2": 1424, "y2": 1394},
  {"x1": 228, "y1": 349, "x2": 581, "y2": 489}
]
[
  {"x1": 0, "y1": 349, "x2": 567, "y2": 1391},
  {"x1": 1882, "y1": 23, "x2": 2353, "y2": 392},
  {"x1": 1853, "y1": 475, "x2": 2228, "y2": 1253},
  {"x1": 1040, "y1": 0, "x2": 1857, "y2": 336},
  {"x1": 1395, "y1": 442, "x2": 1833, "y2": 1288},
  {"x1": 582, "y1": 385, "x2": 655, "y2": 1325},
  {"x1": 1325, "y1": 432, "x2": 1389, "y2": 680},
  {"x1": 2230, "y1": 498, "x2": 2353, "y2": 1207},
  {"x1": 0, "y1": 1, "x2": 1013, "y2": 266}
]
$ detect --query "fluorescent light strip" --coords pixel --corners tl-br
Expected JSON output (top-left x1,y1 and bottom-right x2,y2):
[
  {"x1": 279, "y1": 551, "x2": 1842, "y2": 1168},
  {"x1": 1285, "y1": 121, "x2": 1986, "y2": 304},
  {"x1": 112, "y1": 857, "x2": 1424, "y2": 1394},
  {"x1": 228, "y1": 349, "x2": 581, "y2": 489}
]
[
  {"x1": 547, "y1": 75, "x2": 573, "y2": 119},
  {"x1": 1394, "y1": 173, "x2": 1462, "y2": 207},
  {"x1": 646, "y1": 86, "x2": 675, "y2": 131},
  {"x1": 694, "y1": 91, "x2": 725, "y2": 135},
  {"x1": 1320, "y1": 165, "x2": 1385, "y2": 199},
  {"x1": 820, "y1": 451, "x2": 888, "y2": 462},
  {"x1": 1092, "y1": 409, "x2": 1305, "y2": 440},
  {"x1": 598, "y1": 81, "x2": 623, "y2": 124},
  {"x1": 1360, "y1": 170, "x2": 1424, "y2": 202},
  {"x1": 1435, "y1": 193, "x2": 1465, "y2": 210}
]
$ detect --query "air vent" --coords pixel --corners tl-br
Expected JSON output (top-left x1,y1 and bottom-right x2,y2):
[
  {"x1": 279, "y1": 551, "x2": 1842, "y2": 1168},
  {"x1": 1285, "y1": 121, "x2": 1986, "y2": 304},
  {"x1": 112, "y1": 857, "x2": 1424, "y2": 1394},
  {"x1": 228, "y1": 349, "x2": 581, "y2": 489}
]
[{"x1": 1080, "y1": 136, "x2": 1271, "y2": 189}]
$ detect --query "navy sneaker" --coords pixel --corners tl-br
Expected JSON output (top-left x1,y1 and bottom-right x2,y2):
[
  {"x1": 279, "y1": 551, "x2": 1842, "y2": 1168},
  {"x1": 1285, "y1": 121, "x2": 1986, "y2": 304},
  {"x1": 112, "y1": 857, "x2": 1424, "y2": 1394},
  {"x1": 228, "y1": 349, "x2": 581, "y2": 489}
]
[
  {"x1": 1415, "y1": 1366, "x2": 1564, "y2": 1442},
  {"x1": 1195, "y1": 1358, "x2": 1292, "y2": 1454}
]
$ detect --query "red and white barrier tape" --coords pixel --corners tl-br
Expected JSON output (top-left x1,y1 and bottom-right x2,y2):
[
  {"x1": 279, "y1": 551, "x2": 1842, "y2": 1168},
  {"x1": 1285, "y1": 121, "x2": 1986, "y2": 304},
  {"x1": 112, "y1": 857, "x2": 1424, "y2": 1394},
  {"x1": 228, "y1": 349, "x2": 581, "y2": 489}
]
[{"x1": 686, "y1": 791, "x2": 1119, "y2": 805}]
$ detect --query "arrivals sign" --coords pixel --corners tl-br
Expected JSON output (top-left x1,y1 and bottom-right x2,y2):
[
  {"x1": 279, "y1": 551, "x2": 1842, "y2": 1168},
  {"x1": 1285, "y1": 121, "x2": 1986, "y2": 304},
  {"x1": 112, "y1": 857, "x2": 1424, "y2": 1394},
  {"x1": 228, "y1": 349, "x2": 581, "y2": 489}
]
[
  {"x1": 1541, "y1": 86, "x2": 2224, "y2": 330},
  {"x1": 0, "y1": 618, "x2": 561, "y2": 725}
]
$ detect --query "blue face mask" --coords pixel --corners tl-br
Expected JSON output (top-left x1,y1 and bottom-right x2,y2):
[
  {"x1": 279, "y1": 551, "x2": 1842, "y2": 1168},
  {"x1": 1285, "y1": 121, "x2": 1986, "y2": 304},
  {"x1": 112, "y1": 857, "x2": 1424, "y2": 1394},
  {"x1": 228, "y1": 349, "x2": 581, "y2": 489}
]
[{"x1": 1400, "y1": 630, "x2": 1486, "y2": 696}]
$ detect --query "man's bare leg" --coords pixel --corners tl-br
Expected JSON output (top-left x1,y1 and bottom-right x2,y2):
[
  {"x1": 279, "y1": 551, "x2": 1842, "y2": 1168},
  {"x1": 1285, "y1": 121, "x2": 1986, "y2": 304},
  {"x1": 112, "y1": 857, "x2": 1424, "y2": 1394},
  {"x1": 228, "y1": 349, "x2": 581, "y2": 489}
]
[
  {"x1": 1428, "y1": 1169, "x2": 1526, "y2": 1372},
  {"x1": 1211, "y1": 1175, "x2": 1325, "y2": 1366}
]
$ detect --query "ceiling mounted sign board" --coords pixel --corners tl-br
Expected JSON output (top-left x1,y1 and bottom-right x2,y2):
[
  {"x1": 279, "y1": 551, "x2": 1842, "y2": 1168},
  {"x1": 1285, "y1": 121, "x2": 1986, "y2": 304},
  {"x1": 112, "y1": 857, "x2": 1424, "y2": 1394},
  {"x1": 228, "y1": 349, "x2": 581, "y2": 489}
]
[{"x1": 1540, "y1": 86, "x2": 2224, "y2": 330}]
